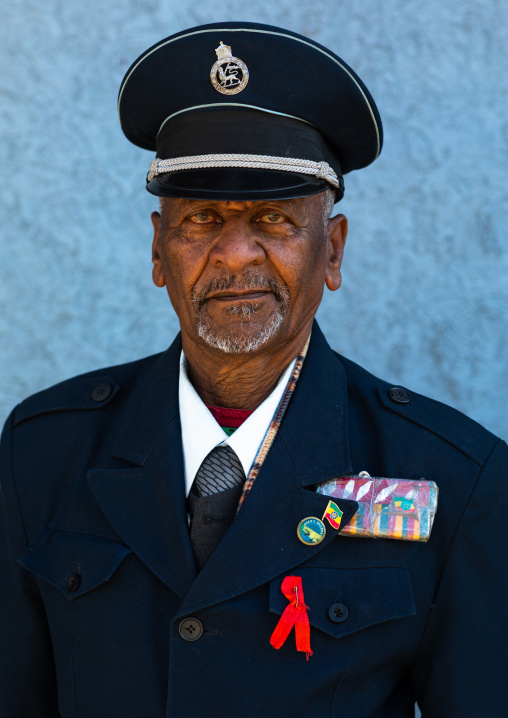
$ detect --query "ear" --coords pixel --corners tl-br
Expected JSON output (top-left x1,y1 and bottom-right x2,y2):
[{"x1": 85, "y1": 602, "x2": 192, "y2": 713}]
[
  {"x1": 151, "y1": 211, "x2": 166, "y2": 288},
  {"x1": 325, "y1": 213, "x2": 348, "y2": 292}
]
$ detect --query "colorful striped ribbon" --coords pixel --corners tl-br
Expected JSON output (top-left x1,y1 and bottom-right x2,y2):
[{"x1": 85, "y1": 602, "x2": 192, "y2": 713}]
[{"x1": 236, "y1": 333, "x2": 311, "y2": 513}]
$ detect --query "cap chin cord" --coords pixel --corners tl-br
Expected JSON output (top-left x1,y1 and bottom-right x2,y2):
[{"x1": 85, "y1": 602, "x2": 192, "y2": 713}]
[{"x1": 147, "y1": 153, "x2": 340, "y2": 189}]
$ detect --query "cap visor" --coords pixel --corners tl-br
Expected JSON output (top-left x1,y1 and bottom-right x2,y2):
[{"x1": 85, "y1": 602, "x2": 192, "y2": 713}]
[{"x1": 147, "y1": 168, "x2": 331, "y2": 201}]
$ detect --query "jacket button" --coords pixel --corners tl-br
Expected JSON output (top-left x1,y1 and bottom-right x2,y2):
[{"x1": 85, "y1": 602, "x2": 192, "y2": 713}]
[
  {"x1": 388, "y1": 386, "x2": 411, "y2": 404},
  {"x1": 65, "y1": 573, "x2": 81, "y2": 593},
  {"x1": 178, "y1": 617, "x2": 204, "y2": 641},
  {"x1": 91, "y1": 383, "x2": 112, "y2": 402},
  {"x1": 328, "y1": 602, "x2": 349, "y2": 623}
]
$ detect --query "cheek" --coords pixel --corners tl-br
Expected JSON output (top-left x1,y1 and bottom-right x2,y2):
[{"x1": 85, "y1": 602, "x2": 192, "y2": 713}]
[
  {"x1": 162, "y1": 239, "x2": 210, "y2": 312},
  {"x1": 271, "y1": 236, "x2": 327, "y2": 296}
]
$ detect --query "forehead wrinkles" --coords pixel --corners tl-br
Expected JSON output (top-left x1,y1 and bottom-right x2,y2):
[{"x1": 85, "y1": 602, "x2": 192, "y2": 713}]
[{"x1": 160, "y1": 196, "x2": 309, "y2": 220}]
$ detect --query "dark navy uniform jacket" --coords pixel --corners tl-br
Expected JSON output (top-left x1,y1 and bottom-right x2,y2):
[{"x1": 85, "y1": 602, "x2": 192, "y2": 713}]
[{"x1": 1, "y1": 324, "x2": 507, "y2": 717}]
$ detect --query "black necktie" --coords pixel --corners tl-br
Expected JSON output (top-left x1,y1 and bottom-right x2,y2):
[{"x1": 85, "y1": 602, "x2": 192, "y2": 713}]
[
  {"x1": 193, "y1": 444, "x2": 245, "y2": 495},
  {"x1": 188, "y1": 445, "x2": 245, "y2": 569}
]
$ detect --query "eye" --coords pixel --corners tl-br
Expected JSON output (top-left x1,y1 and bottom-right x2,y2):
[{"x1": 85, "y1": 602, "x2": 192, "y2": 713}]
[
  {"x1": 257, "y1": 211, "x2": 286, "y2": 224},
  {"x1": 188, "y1": 211, "x2": 219, "y2": 224}
]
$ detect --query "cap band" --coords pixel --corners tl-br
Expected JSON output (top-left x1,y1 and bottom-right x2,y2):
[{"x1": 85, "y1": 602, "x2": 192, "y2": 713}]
[{"x1": 147, "y1": 154, "x2": 340, "y2": 188}]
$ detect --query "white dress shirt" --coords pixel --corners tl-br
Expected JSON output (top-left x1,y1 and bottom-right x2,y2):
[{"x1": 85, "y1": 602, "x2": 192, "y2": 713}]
[{"x1": 179, "y1": 351, "x2": 296, "y2": 497}]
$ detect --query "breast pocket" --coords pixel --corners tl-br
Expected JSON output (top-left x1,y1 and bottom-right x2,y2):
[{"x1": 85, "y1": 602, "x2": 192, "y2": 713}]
[
  {"x1": 269, "y1": 566, "x2": 415, "y2": 639},
  {"x1": 18, "y1": 528, "x2": 132, "y2": 599}
]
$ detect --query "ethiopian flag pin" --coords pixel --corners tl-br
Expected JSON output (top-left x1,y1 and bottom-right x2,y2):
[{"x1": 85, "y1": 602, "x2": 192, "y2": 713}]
[{"x1": 322, "y1": 500, "x2": 343, "y2": 530}]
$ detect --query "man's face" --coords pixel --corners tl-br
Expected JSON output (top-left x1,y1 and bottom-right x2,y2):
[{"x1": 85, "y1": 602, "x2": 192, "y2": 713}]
[{"x1": 151, "y1": 193, "x2": 346, "y2": 355}]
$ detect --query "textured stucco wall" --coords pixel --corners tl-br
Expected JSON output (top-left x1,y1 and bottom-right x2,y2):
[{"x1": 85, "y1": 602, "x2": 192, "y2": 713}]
[{"x1": 1, "y1": 0, "x2": 507, "y2": 442}]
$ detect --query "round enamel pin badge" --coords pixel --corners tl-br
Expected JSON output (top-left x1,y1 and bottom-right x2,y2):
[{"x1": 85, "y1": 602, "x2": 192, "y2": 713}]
[
  {"x1": 210, "y1": 41, "x2": 249, "y2": 95},
  {"x1": 297, "y1": 517, "x2": 326, "y2": 545}
]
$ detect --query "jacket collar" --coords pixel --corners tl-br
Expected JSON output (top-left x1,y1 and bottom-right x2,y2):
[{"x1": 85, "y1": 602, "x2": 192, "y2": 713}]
[
  {"x1": 277, "y1": 322, "x2": 352, "y2": 487},
  {"x1": 110, "y1": 334, "x2": 182, "y2": 466}
]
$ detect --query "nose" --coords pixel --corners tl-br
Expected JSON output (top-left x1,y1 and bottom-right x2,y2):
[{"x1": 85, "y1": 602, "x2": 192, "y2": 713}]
[{"x1": 209, "y1": 220, "x2": 266, "y2": 272}]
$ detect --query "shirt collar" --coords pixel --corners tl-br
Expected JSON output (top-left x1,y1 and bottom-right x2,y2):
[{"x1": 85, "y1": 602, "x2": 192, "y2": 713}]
[{"x1": 179, "y1": 351, "x2": 296, "y2": 497}]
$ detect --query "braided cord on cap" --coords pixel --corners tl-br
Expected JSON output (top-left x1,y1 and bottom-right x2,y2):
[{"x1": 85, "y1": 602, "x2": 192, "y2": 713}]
[{"x1": 148, "y1": 154, "x2": 340, "y2": 188}]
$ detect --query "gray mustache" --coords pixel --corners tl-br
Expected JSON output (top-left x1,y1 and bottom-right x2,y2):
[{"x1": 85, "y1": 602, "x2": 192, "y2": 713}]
[{"x1": 192, "y1": 273, "x2": 289, "y2": 309}]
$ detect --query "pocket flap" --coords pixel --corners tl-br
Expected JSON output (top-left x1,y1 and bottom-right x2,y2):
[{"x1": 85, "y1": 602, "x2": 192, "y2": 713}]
[
  {"x1": 18, "y1": 529, "x2": 132, "y2": 599},
  {"x1": 270, "y1": 566, "x2": 415, "y2": 638}
]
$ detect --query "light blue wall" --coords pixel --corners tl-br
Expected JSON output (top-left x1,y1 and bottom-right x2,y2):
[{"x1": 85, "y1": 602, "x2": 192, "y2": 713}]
[{"x1": 1, "y1": 0, "x2": 507, "y2": 442}]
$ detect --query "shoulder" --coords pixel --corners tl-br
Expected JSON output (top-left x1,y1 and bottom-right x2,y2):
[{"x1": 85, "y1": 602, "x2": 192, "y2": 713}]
[
  {"x1": 335, "y1": 351, "x2": 502, "y2": 469},
  {"x1": 11, "y1": 353, "x2": 163, "y2": 428}
]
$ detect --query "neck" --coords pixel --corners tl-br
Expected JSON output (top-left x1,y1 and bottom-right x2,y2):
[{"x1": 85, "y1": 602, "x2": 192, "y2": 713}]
[{"x1": 182, "y1": 327, "x2": 311, "y2": 410}]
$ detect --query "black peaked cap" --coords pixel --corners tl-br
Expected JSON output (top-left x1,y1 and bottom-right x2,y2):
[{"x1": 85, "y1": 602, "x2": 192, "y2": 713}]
[{"x1": 118, "y1": 22, "x2": 383, "y2": 201}]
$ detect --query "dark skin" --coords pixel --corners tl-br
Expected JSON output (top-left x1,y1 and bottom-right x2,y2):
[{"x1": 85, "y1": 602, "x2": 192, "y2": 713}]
[{"x1": 151, "y1": 193, "x2": 348, "y2": 409}]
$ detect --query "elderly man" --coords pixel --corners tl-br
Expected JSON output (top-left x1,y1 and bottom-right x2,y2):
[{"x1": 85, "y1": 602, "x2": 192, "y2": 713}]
[{"x1": 1, "y1": 21, "x2": 507, "y2": 718}]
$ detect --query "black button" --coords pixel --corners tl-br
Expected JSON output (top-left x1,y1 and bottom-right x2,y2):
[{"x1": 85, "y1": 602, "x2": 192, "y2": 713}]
[
  {"x1": 178, "y1": 617, "x2": 204, "y2": 641},
  {"x1": 65, "y1": 573, "x2": 81, "y2": 593},
  {"x1": 388, "y1": 386, "x2": 411, "y2": 404},
  {"x1": 91, "y1": 383, "x2": 112, "y2": 402},
  {"x1": 328, "y1": 602, "x2": 349, "y2": 623}
]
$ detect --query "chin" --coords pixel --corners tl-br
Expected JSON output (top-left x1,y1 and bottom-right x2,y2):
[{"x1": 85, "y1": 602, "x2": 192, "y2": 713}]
[{"x1": 196, "y1": 309, "x2": 285, "y2": 354}]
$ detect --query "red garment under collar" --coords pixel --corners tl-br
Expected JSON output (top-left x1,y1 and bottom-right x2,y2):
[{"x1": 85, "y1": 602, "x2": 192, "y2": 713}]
[{"x1": 207, "y1": 405, "x2": 253, "y2": 429}]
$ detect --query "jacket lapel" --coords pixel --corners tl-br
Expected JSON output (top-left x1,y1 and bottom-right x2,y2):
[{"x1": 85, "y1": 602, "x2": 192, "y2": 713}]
[
  {"x1": 176, "y1": 324, "x2": 357, "y2": 616},
  {"x1": 87, "y1": 335, "x2": 198, "y2": 598}
]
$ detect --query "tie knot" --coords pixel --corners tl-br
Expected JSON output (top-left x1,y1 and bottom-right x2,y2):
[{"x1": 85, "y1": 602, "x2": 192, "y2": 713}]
[{"x1": 193, "y1": 445, "x2": 245, "y2": 497}]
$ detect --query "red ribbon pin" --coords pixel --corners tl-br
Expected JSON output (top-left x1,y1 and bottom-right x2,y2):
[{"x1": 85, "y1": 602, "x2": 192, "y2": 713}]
[{"x1": 270, "y1": 576, "x2": 313, "y2": 659}]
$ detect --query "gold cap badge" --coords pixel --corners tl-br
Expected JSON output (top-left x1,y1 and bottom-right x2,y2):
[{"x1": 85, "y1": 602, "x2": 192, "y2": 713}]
[{"x1": 210, "y1": 41, "x2": 249, "y2": 95}]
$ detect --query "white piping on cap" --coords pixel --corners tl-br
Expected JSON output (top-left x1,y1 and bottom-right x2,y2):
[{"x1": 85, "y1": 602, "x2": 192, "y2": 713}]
[{"x1": 156, "y1": 103, "x2": 316, "y2": 138}]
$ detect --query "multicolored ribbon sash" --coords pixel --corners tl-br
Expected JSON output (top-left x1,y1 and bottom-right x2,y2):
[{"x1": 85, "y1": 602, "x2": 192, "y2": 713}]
[{"x1": 317, "y1": 475, "x2": 439, "y2": 542}]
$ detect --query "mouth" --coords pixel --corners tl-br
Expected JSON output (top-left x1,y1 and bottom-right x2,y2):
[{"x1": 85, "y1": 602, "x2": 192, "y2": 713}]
[
  {"x1": 206, "y1": 290, "x2": 272, "y2": 302},
  {"x1": 192, "y1": 272, "x2": 290, "y2": 312}
]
